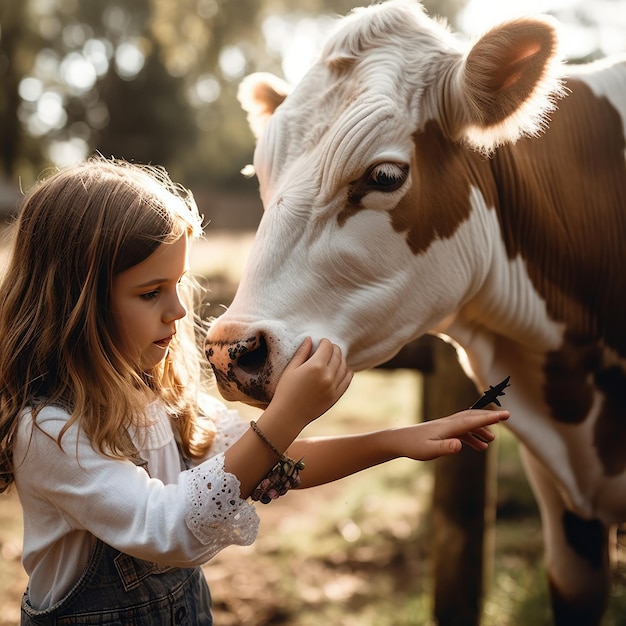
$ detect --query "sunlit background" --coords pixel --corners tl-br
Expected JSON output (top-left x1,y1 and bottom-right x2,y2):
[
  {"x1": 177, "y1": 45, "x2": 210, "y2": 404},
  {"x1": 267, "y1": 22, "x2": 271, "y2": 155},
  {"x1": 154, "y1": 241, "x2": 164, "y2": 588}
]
[
  {"x1": 460, "y1": 0, "x2": 626, "y2": 58},
  {"x1": 270, "y1": 0, "x2": 626, "y2": 85}
]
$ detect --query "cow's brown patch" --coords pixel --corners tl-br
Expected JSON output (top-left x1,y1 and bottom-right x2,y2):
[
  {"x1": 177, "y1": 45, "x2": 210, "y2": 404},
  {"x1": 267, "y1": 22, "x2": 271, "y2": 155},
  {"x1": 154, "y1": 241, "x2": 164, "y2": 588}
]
[
  {"x1": 543, "y1": 333, "x2": 598, "y2": 425},
  {"x1": 491, "y1": 80, "x2": 626, "y2": 353},
  {"x1": 389, "y1": 121, "x2": 496, "y2": 254},
  {"x1": 339, "y1": 184, "x2": 368, "y2": 226},
  {"x1": 592, "y1": 363, "x2": 626, "y2": 475},
  {"x1": 543, "y1": 333, "x2": 626, "y2": 475},
  {"x1": 545, "y1": 511, "x2": 609, "y2": 624},
  {"x1": 562, "y1": 509, "x2": 607, "y2": 569}
]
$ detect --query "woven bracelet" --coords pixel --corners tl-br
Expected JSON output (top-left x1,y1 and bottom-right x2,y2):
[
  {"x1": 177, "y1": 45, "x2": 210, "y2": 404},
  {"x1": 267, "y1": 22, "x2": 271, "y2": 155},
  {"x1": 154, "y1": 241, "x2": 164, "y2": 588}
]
[{"x1": 249, "y1": 420, "x2": 305, "y2": 504}]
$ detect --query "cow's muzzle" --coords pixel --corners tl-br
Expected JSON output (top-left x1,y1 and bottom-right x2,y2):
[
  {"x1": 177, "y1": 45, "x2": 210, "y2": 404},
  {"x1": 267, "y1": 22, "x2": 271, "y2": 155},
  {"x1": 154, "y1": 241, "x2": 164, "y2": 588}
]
[{"x1": 204, "y1": 332, "x2": 273, "y2": 406}]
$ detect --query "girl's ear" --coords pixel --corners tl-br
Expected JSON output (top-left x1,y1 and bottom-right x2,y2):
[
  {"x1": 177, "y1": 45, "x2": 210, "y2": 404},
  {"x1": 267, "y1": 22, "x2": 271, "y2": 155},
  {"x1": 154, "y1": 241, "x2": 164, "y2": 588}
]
[
  {"x1": 237, "y1": 72, "x2": 292, "y2": 140},
  {"x1": 450, "y1": 16, "x2": 565, "y2": 152}
]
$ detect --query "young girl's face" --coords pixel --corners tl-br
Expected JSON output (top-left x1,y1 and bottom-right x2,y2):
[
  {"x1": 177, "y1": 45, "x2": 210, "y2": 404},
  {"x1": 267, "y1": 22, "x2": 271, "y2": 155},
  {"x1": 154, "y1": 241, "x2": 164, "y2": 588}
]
[{"x1": 110, "y1": 234, "x2": 189, "y2": 372}]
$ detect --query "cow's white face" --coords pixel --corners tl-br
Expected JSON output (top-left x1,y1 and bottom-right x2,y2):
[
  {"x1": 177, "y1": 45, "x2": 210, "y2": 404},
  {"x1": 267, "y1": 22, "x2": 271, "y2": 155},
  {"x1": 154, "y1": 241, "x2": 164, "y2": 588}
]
[{"x1": 205, "y1": 0, "x2": 562, "y2": 406}]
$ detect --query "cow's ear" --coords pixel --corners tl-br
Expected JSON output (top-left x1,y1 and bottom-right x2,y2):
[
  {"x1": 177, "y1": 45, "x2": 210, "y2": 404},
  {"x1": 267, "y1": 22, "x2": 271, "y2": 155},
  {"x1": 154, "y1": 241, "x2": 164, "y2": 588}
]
[
  {"x1": 456, "y1": 17, "x2": 565, "y2": 153},
  {"x1": 237, "y1": 72, "x2": 292, "y2": 140}
]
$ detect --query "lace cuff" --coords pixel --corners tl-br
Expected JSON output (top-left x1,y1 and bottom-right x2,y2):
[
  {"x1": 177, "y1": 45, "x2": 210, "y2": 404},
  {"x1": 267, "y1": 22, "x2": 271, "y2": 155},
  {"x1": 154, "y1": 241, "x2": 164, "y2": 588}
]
[{"x1": 183, "y1": 452, "x2": 259, "y2": 552}]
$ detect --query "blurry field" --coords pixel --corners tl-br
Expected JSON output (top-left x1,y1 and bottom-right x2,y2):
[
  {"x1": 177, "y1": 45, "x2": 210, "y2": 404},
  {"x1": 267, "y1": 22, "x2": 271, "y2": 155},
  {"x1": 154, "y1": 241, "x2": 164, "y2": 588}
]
[{"x1": 1, "y1": 231, "x2": 625, "y2": 625}]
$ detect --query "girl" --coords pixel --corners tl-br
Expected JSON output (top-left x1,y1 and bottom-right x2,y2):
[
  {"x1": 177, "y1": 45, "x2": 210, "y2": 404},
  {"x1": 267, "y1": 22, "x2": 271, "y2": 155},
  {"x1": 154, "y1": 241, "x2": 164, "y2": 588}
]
[{"x1": 0, "y1": 156, "x2": 508, "y2": 625}]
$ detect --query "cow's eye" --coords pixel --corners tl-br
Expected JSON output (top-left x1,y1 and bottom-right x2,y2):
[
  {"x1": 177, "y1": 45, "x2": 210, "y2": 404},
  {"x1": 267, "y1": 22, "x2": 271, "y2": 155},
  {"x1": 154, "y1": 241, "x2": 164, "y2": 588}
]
[{"x1": 366, "y1": 163, "x2": 409, "y2": 192}]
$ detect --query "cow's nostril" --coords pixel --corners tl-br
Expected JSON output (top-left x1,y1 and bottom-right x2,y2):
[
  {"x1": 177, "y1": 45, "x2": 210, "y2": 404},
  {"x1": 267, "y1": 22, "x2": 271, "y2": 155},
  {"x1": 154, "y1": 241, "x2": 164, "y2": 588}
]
[{"x1": 238, "y1": 334, "x2": 268, "y2": 374}]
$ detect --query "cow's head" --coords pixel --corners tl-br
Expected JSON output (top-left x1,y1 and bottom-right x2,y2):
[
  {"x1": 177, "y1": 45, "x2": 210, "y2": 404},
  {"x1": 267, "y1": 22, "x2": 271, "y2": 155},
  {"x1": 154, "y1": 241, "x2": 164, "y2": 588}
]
[{"x1": 205, "y1": 0, "x2": 563, "y2": 406}]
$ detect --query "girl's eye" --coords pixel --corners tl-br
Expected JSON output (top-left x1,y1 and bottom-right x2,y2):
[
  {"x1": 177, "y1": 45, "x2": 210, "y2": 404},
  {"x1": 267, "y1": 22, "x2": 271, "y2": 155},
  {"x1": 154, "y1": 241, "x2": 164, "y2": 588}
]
[{"x1": 140, "y1": 290, "x2": 159, "y2": 301}]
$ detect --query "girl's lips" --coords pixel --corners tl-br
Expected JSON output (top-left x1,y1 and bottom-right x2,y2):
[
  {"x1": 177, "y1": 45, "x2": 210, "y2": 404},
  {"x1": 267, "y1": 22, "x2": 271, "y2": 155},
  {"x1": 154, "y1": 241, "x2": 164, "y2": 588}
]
[{"x1": 154, "y1": 335, "x2": 173, "y2": 349}]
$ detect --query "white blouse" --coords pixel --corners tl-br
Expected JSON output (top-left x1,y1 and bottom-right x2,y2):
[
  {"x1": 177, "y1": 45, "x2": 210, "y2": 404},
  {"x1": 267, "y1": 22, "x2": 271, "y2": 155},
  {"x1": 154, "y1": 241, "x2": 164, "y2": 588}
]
[{"x1": 14, "y1": 395, "x2": 259, "y2": 610}]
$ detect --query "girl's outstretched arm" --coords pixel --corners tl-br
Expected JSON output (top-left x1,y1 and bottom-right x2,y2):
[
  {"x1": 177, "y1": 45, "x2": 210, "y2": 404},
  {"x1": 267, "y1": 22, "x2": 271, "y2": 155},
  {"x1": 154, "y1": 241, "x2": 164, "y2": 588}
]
[{"x1": 288, "y1": 409, "x2": 510, "y2": 489}]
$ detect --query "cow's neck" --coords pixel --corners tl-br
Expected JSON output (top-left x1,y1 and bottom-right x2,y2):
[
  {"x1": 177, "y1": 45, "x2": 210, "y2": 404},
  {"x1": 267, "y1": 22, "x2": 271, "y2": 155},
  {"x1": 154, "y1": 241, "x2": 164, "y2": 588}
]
[{"x1": 486, "y1": 83, "x2": 626, "y2": 361}]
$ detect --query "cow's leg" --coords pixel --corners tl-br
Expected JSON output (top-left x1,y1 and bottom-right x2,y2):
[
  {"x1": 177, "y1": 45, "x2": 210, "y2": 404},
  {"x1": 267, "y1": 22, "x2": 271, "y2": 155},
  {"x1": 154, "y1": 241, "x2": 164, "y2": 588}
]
[{"x1": 519, "y1": 446, "x2": 610, "y2": 626}]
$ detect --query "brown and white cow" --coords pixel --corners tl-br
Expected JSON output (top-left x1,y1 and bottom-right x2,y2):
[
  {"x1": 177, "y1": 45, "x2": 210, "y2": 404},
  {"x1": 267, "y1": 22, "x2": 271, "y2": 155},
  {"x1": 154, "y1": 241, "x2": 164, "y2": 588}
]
[{"x1": 205, "y1": 0, "x2": 626, "y2": 623}]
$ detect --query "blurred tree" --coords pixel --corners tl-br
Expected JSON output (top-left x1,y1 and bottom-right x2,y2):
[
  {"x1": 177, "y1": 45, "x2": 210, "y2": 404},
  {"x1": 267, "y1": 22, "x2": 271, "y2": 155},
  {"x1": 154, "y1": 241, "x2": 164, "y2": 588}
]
[
  {"x1": 93, "y1": 42, "x2": 198, "y2": 172},
  {"x1": 6, "y1": 0, "x2": 208, "y2": 187},
  {"x1": 147, "y1": 0, "x2": 267, "y2": 186},
  {"x1": 0, "y1": 2, "x2": 24, "y2": 175},
  {"x1": 0, "y1": 1, "x2": 46, "y2": 177},
  {"x1": 0, "y1": 0, "x2": 269, "y2": 188}
]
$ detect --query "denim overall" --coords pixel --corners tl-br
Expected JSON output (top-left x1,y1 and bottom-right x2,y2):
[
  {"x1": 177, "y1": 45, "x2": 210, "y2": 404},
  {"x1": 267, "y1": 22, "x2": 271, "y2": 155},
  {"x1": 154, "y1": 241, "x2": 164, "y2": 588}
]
[{"x1": 20, "y1": 434, "x2": 213, "y2": 625}]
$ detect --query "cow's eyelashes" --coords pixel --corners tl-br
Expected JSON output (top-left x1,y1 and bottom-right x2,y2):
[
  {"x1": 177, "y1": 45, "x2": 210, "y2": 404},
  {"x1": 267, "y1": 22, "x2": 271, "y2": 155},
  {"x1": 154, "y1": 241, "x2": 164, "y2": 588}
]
[{"x1": 365, "y1": 163, "x2": 409, "y2": 192}]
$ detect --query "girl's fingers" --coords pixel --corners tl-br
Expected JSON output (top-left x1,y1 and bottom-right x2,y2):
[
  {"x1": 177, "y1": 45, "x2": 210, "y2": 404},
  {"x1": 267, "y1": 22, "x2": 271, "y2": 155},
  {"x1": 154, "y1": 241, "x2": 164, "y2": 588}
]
[
  {"x1": 294, "y1": 338, "x2": 352, "y2": 393},
  {"x1": 467, "y1": 426, "x2": 496, "y2": 443},
  {"x1": 444, "y1": 439, "x2": 463, "y2": 454},
  {"x1": 428, "y1": 438, "x2": 464, "y2": 458},
  {"x1": 287, "y1": 337, "x2": 314, "y2": 368},
  {"x1": 461, "y1": 410, "x2": 509, "y2": 430},
  {"x1": 324, "y1": 343, "x2": 353, "y2": 393},
  {"x1": 468, "y1": 408, "x2": 509, "y2": 421},
  {"x1": 338, "y1": 367, "x2": 354, "y2": 394},
  {"x1": 447, "y1": 410, "x2": 509, "y2": 451},
  {"x1": 439, "y1": 411, "x2": 506, "y2": 438},
  {"x1": 459, "y1": 433, "x2": 491, "y2": 451},
  {"x1": 306, "y1": 338, "x2": 337, "y2": 368},
  {"x1": 315, "y1": 340, "x2": 350, "y2": 378},
  {"x1": 325, "y1": 340, "x2": 346, "y2": 371}
]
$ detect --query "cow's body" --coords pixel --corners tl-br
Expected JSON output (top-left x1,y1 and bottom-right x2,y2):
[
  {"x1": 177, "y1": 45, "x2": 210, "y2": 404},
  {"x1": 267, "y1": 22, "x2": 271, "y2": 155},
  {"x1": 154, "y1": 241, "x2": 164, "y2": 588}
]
[{"x1": 205, "y1": 1, "x2": 626, "y2": 622}]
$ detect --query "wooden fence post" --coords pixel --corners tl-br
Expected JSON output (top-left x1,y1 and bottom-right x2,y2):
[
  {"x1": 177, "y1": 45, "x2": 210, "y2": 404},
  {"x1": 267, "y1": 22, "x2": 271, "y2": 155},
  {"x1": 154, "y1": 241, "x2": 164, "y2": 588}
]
[{"x1": 422, "y1": 336, "x2": 497, "y2": 626}]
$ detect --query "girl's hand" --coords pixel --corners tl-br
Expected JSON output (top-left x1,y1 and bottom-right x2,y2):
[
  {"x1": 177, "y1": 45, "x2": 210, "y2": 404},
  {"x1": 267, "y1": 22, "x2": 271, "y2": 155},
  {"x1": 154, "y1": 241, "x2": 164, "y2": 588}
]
[
  {"x1": 270, "y1": 337, "x2": 353, "y2": 428},
  {"x1": 397, "y1": 409, "x2": 510, "y2": 461}
]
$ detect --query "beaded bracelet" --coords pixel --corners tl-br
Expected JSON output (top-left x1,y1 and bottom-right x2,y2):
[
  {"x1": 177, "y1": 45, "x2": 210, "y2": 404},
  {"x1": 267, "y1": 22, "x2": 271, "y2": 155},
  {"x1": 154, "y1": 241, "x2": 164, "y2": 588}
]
[{"x1": 249, "y1": 420, "x2": 305, "y2": 504}]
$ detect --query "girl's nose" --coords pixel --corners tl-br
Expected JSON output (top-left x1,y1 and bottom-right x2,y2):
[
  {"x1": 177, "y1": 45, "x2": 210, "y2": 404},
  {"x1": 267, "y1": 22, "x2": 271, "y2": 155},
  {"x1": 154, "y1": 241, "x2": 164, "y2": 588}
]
[{"x1": 165, "y1": 292, "x2": 187, "y2": 322}]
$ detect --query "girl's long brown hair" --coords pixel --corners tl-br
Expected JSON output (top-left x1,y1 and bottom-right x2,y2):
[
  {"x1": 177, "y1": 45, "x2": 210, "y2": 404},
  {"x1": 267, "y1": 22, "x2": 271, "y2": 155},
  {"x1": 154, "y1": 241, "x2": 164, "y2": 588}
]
[{"x1": 0, "y1": 156, "x2": 216, "y2": 492}]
